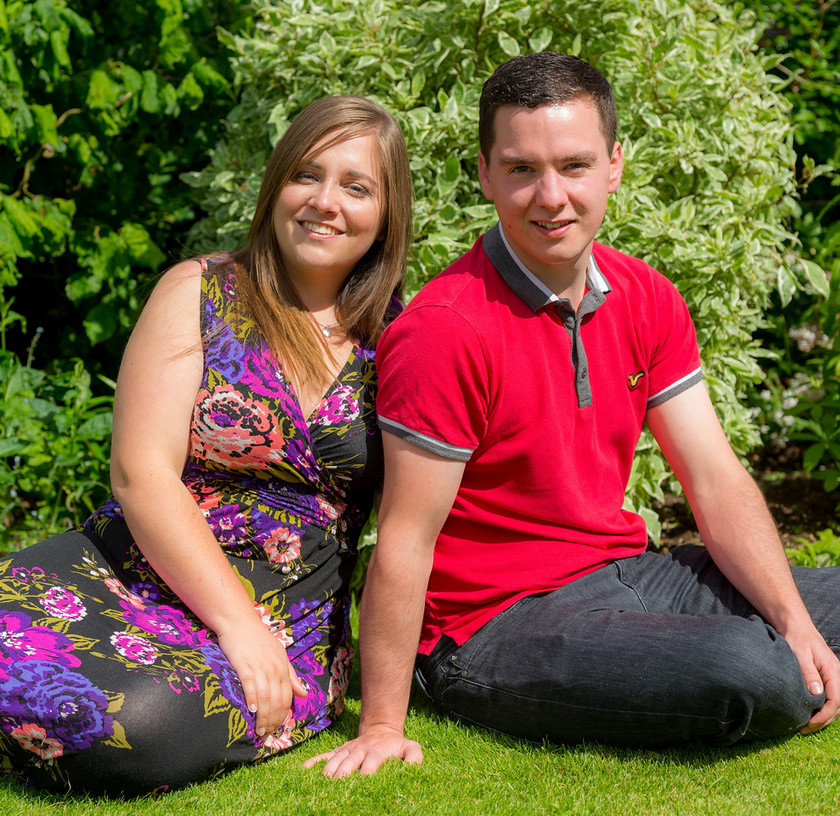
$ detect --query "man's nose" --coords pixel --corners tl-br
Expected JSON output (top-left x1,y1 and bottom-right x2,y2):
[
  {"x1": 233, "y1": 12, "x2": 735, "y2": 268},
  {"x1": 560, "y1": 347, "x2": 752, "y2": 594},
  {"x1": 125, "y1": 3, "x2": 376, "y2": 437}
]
[{"x1": 535, "y1": 173, "x2": 569, "y2": 210}]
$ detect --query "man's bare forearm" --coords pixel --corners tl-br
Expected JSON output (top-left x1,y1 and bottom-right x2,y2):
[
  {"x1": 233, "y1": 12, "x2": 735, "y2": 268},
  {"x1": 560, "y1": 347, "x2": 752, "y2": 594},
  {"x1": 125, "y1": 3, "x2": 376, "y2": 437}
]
[{"x1": 357, "y1": 535, "x2": 434, "y2": 735}]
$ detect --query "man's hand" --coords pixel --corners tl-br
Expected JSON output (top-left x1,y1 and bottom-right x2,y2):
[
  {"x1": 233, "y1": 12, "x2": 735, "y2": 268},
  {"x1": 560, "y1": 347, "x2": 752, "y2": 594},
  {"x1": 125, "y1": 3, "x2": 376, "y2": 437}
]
[
  {"x1": 302, "y1": 437, "x2": 461, "y2": 778},
  {"x1": 782, "y1": 625, "x2": 840, "y2": 734},
  {"x1": 303, "y1": 728, "x2": 424, "y2": 778}
]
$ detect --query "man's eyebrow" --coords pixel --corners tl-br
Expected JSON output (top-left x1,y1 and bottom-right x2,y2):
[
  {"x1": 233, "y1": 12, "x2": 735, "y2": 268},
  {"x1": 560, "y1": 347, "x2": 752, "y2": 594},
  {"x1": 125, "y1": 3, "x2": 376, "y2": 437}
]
[
  {"x1": 497, "y1": 155, "x2": 533, "y2": 167},
  {"x1": 497, "y1": 152, "x2": 600, "y2": 166}
]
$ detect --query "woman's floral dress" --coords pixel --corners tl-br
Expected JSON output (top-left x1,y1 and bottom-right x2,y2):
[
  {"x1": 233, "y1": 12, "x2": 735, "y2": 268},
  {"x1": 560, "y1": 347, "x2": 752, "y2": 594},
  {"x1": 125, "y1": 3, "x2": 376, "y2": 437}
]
[{"x1": 0, "y1": 260, "x2": 387, "y2": 795}]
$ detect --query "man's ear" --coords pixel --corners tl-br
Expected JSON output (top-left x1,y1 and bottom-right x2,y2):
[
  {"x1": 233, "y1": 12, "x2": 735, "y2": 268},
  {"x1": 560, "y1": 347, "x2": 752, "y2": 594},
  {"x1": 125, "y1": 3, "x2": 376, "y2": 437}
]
[
  {"x1": 608, "y1": 141, "x2": 623, "y2": 194},
  {"x1": 477, "y1": 150, "x2": 494, "y2": 201}
]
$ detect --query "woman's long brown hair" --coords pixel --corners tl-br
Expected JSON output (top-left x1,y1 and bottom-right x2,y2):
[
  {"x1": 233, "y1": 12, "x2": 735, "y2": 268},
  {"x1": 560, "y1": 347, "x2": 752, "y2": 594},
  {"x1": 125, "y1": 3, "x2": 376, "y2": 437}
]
[{"x1": 220, "y1": 96, "x2": 413, "y2": 393}]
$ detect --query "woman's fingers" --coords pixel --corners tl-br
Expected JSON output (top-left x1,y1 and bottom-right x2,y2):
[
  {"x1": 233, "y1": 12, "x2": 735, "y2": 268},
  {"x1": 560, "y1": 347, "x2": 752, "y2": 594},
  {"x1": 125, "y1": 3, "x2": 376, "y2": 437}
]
[{"x1": 218, "y1": 629, "x2": 305, "y2": 737}]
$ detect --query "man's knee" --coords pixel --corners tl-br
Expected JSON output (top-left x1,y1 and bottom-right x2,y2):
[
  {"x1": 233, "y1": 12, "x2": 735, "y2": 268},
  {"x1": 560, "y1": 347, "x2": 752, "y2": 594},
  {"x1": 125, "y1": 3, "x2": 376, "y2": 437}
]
[{"x1": 704, "y1": 617, "x2": 818, "y2": 741}]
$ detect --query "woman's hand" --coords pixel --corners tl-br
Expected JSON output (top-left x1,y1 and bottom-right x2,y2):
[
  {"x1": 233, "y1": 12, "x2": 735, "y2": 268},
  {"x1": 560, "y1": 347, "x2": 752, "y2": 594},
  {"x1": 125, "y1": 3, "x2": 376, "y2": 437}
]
[{"x1": 217, "y1": 620, "x2": 309, "y2": 737}]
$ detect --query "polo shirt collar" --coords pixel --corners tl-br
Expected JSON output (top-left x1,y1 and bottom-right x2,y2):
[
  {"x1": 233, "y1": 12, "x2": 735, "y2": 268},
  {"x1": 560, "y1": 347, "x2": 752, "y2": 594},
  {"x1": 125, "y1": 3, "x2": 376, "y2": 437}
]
[{"x1": 483, "y1": 221, "x2": 611, "y2": 312}]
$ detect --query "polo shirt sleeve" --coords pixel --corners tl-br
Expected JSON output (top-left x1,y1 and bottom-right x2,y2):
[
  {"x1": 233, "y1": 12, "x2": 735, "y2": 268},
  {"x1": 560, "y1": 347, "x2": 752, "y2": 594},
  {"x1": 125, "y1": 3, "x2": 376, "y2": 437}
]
[
  {"x1": 645, "y1": 277, "x2": 703, "y2": 410},
  {"x1": 376, "y1": 305, "x2": 488, "y2": 462}
]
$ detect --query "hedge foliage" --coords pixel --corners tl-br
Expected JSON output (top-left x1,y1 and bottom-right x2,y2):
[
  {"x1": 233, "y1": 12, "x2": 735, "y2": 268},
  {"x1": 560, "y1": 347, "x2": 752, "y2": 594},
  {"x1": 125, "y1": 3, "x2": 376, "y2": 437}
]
[
  {"x1": 746, "y1": 0, "x2": 840, "y2": 504},
  {"x1": 0, "y1": 0, "x2": 251, "y2": 545},
  {"x1": 186, "y1": 0, "x2": 822, "y2": 541},
  {"x1": 1, "y1": 0, "x2": 834, "y2": 545}
]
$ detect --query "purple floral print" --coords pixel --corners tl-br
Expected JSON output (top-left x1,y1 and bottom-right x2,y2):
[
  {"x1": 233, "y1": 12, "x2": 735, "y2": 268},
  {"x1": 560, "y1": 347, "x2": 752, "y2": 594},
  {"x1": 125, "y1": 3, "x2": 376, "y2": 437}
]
[
  {"x1": 0, "y1": 611, "x2": 80, "y2": 675},
  {"x1": 0, "y1": 257, "x2": 391, "y2": 794},
  {"x1": 120, "y1": 603, "x2": 208, "y2": 648},
  {"x1": 1, "y1": 661, "x2": 113, "y2": 751}
]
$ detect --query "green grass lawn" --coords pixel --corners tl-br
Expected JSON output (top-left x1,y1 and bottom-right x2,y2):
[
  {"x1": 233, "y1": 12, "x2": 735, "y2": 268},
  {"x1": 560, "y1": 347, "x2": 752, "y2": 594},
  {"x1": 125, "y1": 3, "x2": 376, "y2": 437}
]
[{"x1": 3, "y1": 672, "x2": 839, "y2": 816}]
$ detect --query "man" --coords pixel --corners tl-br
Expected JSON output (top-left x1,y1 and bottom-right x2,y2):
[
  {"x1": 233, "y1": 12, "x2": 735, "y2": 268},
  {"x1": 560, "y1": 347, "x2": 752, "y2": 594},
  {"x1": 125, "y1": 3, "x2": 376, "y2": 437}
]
[{"x1": 305, "y1": 52, "x2": 840, "y2": 776}]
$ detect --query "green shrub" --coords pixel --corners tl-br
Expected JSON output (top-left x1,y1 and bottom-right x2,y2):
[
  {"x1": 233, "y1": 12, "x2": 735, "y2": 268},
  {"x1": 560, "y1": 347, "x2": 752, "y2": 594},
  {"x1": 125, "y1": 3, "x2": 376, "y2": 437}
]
[
  {"x1": 745, "y1": 0, "x2": 840, "y2": 507},
  {"x1": 0, "y1": 0, "x2": 251, "y2": 546},
  {"x1": 786, "y1": 528, "x2": 840, "y2": 568},
  {"x1": 0, "y1": 303, "x2": 113, "y2": 551},
  {"x1": 0, "y1": 0, "x2": 251, "y2": 367},
  {"x1": 186, "y1": 0, "x2": 817, "y2": 543}
]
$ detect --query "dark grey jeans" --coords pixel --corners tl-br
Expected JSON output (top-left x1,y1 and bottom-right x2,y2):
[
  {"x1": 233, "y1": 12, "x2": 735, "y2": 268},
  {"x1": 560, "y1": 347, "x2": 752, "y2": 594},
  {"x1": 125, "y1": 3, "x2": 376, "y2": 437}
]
[{"x1": 414, "y1": 545, "x2": 840, "y2": 747}]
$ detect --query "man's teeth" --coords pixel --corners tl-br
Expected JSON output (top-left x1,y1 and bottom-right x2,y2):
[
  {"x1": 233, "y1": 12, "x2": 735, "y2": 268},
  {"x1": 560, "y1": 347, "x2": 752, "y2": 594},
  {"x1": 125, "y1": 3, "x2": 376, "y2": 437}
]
[
  {"x1": 535, "y1": 220, "x2": 571, "y2": 228},
  {"x1": 302, "y1": 221, "x2": 340, "y2": 235}
]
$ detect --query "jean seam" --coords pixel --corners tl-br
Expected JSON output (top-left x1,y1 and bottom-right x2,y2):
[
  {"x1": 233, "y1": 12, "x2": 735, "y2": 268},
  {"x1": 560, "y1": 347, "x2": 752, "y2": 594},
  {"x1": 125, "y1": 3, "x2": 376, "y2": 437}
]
[
  {"x1": 613, "y1": 559, "x2": 650, "y2": 612},
  {"x1": 453, "y1": 595, "x2": 535, "y2": 675},
  {"x1": 446, "y1": 675, "x2": 735, "y2": 727}
]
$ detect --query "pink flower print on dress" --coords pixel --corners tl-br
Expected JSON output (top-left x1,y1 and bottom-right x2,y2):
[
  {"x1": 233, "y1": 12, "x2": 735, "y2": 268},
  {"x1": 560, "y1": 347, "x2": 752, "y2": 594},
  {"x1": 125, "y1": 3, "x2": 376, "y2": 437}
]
[
  {"x1": 120, "y1": 603, "x2": 208, "y2": 648},
  {"x1": 238, "y1": 345, "x2": 287, "y2": 400},
  {"x1": 315, "y1": 494, "x2": 347, "y2": 521},
  {"x1": 327, "y1": 644, "x2": 353, "y2": 717},
  {"x1": 262, "y1": 708, "x2": 296, "y2": 751},
  {"x1": 110, "y1": 632, "x2": 160, "y2": 665},
  {"x1": 104, "y1": 576, "x2": 146, "y2": 610},
  {"x1": 9, "y1": 723, "x2": 64, "y2": 760},
  {"x1": 38, "y1": 587, "x2": 87, "y2": 622},
  {"x1": 10, "y1": 566, "x2": 47, "y2": 584},
  {"x1": 222, "y1": 273, "x2": 238, "y2": 302},
  {"x1": 191, "y1": 385, "x2": 283, "y2": 469},
  {"x1": 195, "y1": 485, "x2": 223, "y2": 517},
  {"x1": 263, "y1": 527, "x2": 302, "y2": 565},
  {"x1": 166, "y1": 668, "x2": 201, "y2": 694},
  {"x1": 311, "y1": 385, "x2": 360, "y2": 426},
  {"x1": 255, "y1": 604, "x2": 294, "y2": 648}
]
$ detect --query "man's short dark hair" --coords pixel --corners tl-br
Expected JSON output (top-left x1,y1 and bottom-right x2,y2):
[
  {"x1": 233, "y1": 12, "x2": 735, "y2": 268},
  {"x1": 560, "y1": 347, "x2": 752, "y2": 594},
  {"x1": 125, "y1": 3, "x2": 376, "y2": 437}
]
[{"x1": 478, "y1": 52, "x2": 617, "y2": 158}]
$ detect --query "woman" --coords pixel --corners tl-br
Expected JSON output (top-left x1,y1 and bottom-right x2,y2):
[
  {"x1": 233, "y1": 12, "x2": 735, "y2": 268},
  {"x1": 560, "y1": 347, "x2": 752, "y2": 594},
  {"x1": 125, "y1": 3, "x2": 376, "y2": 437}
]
[{"x1": 0, "y1": 96, "x2": 412, "y2": 795}]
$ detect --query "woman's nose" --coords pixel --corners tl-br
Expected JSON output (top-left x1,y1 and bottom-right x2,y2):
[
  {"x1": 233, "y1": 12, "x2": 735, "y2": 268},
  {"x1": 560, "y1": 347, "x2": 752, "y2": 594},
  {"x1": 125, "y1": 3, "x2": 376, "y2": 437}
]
[{"x1": 309, "y1": 180, "x2": 340, "y2": 213}]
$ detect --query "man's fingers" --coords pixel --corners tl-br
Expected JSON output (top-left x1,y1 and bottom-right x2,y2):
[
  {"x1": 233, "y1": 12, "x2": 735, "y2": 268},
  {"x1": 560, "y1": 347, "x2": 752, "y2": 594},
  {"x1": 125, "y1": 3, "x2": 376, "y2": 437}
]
[
  {"x1": 401, "y1": 741, "x2": 424, "y2": 765},
  {"x1": 302, "y1": 750, "x2": 335, "y2": 768},
  {"x1": 359, "y1": 741, "x2": 423, "y2": 775},
  {"x1": 797, "y1": 645, "x2": 840, "y2": 734},
  {"x1": 303, "y1": 738, "x2": 424, "y2": 778},
  {"x1": 801, "y1": 704, "x2": 835, "y2": 734},
  {"x1": 803, "y1": 673, "x2": 824, "y2": 697}
]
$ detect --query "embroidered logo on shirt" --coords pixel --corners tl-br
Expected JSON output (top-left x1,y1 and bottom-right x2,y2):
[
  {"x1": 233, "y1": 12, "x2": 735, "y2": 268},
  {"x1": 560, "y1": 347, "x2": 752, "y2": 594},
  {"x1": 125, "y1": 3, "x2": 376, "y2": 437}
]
[{"x1": 627, "y1": 371, "x2": 646, "y2": 389}]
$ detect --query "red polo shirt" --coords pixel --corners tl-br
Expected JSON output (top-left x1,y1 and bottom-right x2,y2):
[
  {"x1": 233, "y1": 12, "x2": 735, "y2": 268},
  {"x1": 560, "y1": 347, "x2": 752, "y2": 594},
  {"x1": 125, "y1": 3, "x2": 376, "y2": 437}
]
[{"x1": 376, "y1": 224, "x2": 702, "y2": 653}]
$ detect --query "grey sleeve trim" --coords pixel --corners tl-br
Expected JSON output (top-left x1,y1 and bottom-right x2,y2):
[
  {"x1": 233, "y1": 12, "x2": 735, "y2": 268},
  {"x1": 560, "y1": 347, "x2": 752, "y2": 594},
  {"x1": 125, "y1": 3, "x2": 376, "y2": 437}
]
[
  {"x1": 378, "y1": 416, "x2": 474, "y2": 462},
  {"x1": 646, "y1": 367, "x2": 703, "y2": 409}
]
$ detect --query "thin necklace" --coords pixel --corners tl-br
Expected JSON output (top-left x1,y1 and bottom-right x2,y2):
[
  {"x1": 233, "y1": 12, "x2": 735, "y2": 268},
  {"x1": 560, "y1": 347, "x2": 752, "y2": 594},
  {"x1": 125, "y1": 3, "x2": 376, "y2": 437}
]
[{"x1": 317, "y1": 319, "x2": 338, "y2": 338}]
